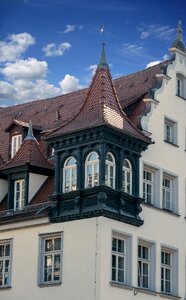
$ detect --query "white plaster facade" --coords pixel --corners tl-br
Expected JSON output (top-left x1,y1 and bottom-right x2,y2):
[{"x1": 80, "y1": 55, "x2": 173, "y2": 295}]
[{"x1": 1, "y1": 48, "x2": 186, "y2": 300}]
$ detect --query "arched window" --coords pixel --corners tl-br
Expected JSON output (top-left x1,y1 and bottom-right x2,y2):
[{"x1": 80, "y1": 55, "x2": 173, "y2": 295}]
[
  {"x1": 105, "y1": 152, "x2": 115, "y2": 188},
  {"x1": 63, "y1": 157, "x2": 77, "y2": 193},
  {"x1": 123, "y1": 159, "x2": 132, "y2": 194},
  {"x1": 85, "y1": 152, "x2": 99, "y2": 188}
]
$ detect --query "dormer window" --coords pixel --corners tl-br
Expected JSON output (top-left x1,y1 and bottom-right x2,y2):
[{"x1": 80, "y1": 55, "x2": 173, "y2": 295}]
[
  {"x1": 122, "y1": 159, "x2": 132, "y2": 194},
  {"x1": 85, "y1": 152, "x2": 99, "y2": 188},
  {"x1": 63, "y1": 157, "x2": 77, "y2": 193},
  {"x1": 14, "y1": 179, "x2": 25, "y2": 210},
  {"x1": 11, "y1": 134, "x2": 22, "y2": 158},
  {"x1": 105, "y1": 152, "x2": 115, "y2": 188}
]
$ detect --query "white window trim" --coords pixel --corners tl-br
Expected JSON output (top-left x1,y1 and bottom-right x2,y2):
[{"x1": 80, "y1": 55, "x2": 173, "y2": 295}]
[
  {"x1": 142, "y1": 162, "x2": 161, "y2": 208},
  {"x1": 14, "y1": 179, "x2": 25, "y2": 211},
  {"x1": 0, "y1": 239, "x2": 13, "y2": 288},
  {"x1": 105, "y1": 152, "x2": 116, "y2": 189},
  {"x1": 111, "y1": 231, "x2": 132, "y2": 286},
  {"x1": 137, "y1": 238, "x2": 156, "y2": 291},
  {"x1": 162, "y1": 172, "x2": 178, "y2": 213},
  {"x1": 123, "y1": 159, "x2": 132, "y2": 195},
  {"x1": 164, "y1": 117, "x2": 178, "y2": 145},
  {"x1": 63, "y1": 156, "x2": 77, "y2": 193},
  {"x1": 176, "y1": 73, "x2": 185, "y2": 98},
  {"x1": 161, "y1": 245, "x2": 178, "y2": 296},
  {"x1": 11, "y1": 134, "x2": 22, "y2": 158},
  {"x1": 85, "y1": 151, "x2": 99, "y2": 188},
  {"x1": 38, "y1": 232, "x2": 63, "y2": 286},
  {"x1": 143, "y1": 168, "x2": 154, "y2": 205}
]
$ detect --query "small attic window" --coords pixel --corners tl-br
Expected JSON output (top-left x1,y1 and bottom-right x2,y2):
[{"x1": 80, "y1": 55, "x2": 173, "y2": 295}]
[
  {"x1": 176, "y1": 74, "x2": 186, "y2": 99},
  {"x1": 11, "y1": 134, "x2": 22, "y2": 158}
]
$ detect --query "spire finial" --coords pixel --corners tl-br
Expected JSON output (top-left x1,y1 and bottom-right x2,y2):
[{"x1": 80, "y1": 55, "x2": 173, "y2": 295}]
[
  {"x1": 172, "y1": 20, "x2": 186, "y2": 52},
  {"x1": 25, "y1": 120, "x2": 36, "y2": 141},
  {"x1": 97, "y1": 42, "x2": 109, "y2": 70},
  {"x1": 176, "y1": 20, "x2": 183, "y2": 41}
]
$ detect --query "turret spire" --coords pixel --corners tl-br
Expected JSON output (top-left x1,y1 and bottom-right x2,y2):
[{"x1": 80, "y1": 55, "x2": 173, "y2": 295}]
[
  {"x1": 176, "y1": 20, "x2": 183, "y2": 41},
  {"x1": 25, "y1": 120, "x2": 36, "y2": 141},
  {"x1": 97, "y1": 42, "x2": 109, "y2": 70},
  {"x1": 172, "y1": 20, "x2": 186, "y2": 52}
]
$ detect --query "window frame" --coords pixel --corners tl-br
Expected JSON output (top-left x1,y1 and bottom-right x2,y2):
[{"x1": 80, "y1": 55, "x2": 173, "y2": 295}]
[
  {"x1": 164, "y1": 117, "x2": 177, "y2": 145},
  {"x1": 176, "y1": 73, "x2": 185, "y2": 98},
  {"x1": 142, "y1": 163, "x2": 160, "y2": 208},
  {"x1": 0, "y1": 239, "x2": 13, "y2": 289},
  {"x1": 160, "y1": 245, "x2": 178, "y2": 296},
  {"x1": 162, "y1": 171, "x2": 178, "y2": 214},
  {"x1": 11, "y1": 134, "x2": 22, "y2": 158},
  {"x1": 111, "y1": 232, "x2": 131, "y2": 286},
  {"x1": 162, "y1": 175, "x2": 172, "y2": 211},
  {"x1": 63, "y1": 156, "x2": 77, "y2": 193},
  {"x1": 122, "y1": 159, "x2": 132, "y2": 195},
  {"x1": 85, "y1": 151, "x2": 99, "y2": 188},
  {"x1": 14, "y1": 179, "x2": 25, "y2": 211},
  {"x1": 143, "y1": 169, "x2": 154, "y2": 205},
  {"x1": 38, "y1": 232, "x2": 63, "y2": 286},
  {"x1": 105, "y1": 152, "x2": 116, "y2": 189},
  {"x1": 138, "y1": 244, "x2": 150, "y2": 289},
  {"x1": 137, "y1": 239, "x2": 156, "y2": 291}
]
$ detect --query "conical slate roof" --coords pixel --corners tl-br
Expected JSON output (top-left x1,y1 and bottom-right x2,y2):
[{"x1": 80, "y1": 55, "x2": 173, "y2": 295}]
[
  {"x1": 0, "y1": 122, "x2": 53, "y2": 171},
  {"x1": 47, "y1": 44, "x2": 150, "y2": 143}
]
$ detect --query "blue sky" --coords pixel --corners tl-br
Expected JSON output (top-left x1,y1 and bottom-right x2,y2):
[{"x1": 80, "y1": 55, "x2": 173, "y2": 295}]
[{"x1": 0, "y1": 0, "x2": 186, "y2": 106}]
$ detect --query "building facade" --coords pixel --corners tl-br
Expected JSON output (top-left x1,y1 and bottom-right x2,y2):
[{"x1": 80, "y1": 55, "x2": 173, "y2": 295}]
[{"x1": 0, "y1": 21, "x2": 186, "y2": 300}]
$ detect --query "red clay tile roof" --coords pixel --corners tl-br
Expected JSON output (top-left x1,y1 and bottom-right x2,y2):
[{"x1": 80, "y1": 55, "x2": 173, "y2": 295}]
[
  {"x1": 46, "y1": 66, "x2": 151, "y2": 143},
  {"x1": 0, "y1": 138, "x2": 53, "y2": 171},
  {"x1": 30, "y1": 176, "x2": 54, "y2": 205},
  {"x1": 5, "y1": 119, "x2": 42, "y2": 132},
  {"x1": 114, "y1": 61, "x2": 166, "y2": 108},
  {"x1": 0, "y1": 61, "x2": 168, "y2": 163}
]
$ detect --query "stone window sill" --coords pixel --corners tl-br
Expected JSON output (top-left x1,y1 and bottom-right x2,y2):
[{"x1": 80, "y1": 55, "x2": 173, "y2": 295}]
[
  {"x1": 109, "y1": 282, "x2": 133, "y2": 290},
  {"x1": 164, "y1": 140, "x2": 179, "y2": 147},
  {"x1": 0, "y1": 286, "x2": 12, "y2": 290},
  {"x1": 38, "y1": 282, "x2": 62, "y2": 288},
  {"x1": 110, "y1": 283, "x2": 181, "y2": 299},
  {"x1": 142, "y1": 202, "x2": 180, "y2": 217},
  {"x1": 159, "y1": 292, "x2": 181, "y2": 300}
]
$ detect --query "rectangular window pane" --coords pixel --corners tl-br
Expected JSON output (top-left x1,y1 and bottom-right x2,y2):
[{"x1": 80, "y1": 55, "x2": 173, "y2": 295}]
[
  {"x1": 0, "y1": 241, "x2": 11, "y2": 287},
  {"x1": 41, "y1": 235, "x2": 62, "y2": 284},
  {"x1": 112, "y1": 236, "x2": 126, "y2": 284},
  {"x1": 138, "y1": 244, "x2": 150, "y2": 289},
  {"x1": 161, "y1": 251, "x2": 172, "y2": 294}
]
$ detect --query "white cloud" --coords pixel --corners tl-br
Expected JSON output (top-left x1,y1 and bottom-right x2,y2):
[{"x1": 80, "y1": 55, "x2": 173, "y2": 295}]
[
  {"x1": 43, "y1": 42, "x2": 71, "y2": 57},
  {"x1": 0, "y1": 79, "x2": 61, "y2": 104},
  {"x1": 146, "y1": 53, "x2": 170, "y2": 69},
  {"x1": 163, "y1": 54, "x2": 169, "y2": 61},
  {"x1": 59, "y1": 74, "x2": 83, "y2": 94},
  {"x1": 139, "y1": 24, "x2": 175, "y2": 41},
  {"x1": 146, "y1": 61, "x2": 161, "y2": 68},
  {"x1": 63, "y1": 24, "x2": 83, "y2": 34},
  {"x1": 1, "y1": 58, "x2": 48, "y2": 80},
  {"x1": 0, "y1": 81, "x2": 16, "y2": 100},
  {"x1": 14, "y1": 79, "x2": 61, "y2": 101},
  {"x1": 0, "y1": 33, "x2": 35, "y2": 62},
  {"x1": 86, "y1": 64, "x2": 97, "y2": 76},
  {"x1": 119, "y1": 43, "x2": 144, "y2": 56}
]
